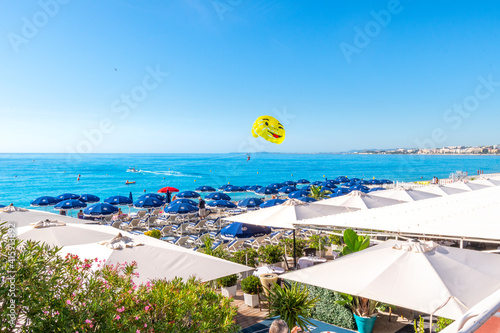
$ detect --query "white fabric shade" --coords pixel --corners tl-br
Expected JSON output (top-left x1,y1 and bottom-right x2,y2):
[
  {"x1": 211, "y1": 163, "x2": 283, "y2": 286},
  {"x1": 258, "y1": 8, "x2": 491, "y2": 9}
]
[
  {"x1": 298, "y1": 185, "x2": 500, "y2": 241},
  {"x1": 313, "y1": 190, "x2": 402, "y2": 209},
  {"x1": 369, "y1": 188, "x2": 441, "y2": 202},
  {"x1": 282, "y1": 240, "x2": 500, "y2": 320}
]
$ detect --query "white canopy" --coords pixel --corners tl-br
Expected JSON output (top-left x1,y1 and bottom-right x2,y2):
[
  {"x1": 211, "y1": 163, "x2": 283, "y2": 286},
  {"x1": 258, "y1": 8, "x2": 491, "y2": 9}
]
[
  {"x1": 298, "y1": 185, "x2": 500, "y2": 241},
  {"x1": 369, "y1": 188, "x2": 441, "y2": 202},
  {"x1": 224, "y1": 198, "x2": 356, "y2": 229},
  {"x1": 282, "y1": 240, "x2": 500, "y2": 320},
  {"x1": 313, "y1": 190, "x2": 402, "y2": 209},
  {"x1": 14, "y1": 214, "x2": 251, "y2": 283}
]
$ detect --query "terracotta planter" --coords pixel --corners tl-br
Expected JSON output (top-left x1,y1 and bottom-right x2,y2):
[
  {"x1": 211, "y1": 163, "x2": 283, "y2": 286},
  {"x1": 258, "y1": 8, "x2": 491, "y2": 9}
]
[
  {"x1": 221, "y1": 285, "x2": 237, "y2": 298},
  {"x1": 243, "y1": 293, "x2": 259, "y2": 308}
]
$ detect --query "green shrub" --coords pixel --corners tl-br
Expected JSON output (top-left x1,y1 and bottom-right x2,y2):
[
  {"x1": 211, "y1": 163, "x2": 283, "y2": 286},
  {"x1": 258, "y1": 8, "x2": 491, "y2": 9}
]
[
  {"x1": 308, "y1": 235, "x2": 330, "y2": 250},
  {"x1": 258, "y1": 244, "x2": 285, "y2": 264},
  {"x1": 217, "y1": 274, "x2": 238, "y2": 288},
  {"x1": 144, "y1": 229, "x2": 161, "y2": 239},
  {"x1": 306, "y1": 284, "x2": 356, "y2": 330},
  {"x1": 231, "y1": 248, "x2": 258, "y2": 268},
  {"x1": 0, "y1": 222, "x2": 239, "y2": 332},
  {"x1": 435, "y1": 317, "x2": 454, "y2": 332},
  {"x1": 241, "y1": 276, "x2": 261, "y2": 295},
  {"x1": 279, "y1": 238, "x2": 307, "y2": 258},
  {"x1": 328, "y1": 232, "x2": 342, "y2": 246}
]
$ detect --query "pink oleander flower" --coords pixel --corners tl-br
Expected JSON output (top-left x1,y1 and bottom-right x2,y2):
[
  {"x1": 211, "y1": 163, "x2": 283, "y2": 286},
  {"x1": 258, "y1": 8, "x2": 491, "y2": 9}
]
[
  {"x1": 144, "y1": 305, "x2": 150, "y2": 311},
  {"x1": 82, "y1": 302, "x2": 86, "y2": 306},
  {"x1": 115, "y1": 315, "x2": 120, "y2": 320},
  {"x1": 144, "y1": 324, "x2": 147, "y2": 328},
  {"x1": 117, "y1": 306, "x2": 125, "y2": 313},
  {"x1": 136, "y1": 330, "x2": 140, "y2": 333},
  {"x1": 135, "y1": 316, "x2": 139, "y2": 320},
  {"x1": 85, "y1": 319, "x2": 92, "y2": 324},
  {"x1": 66, "y1": 300, "x2": 71, "y2": 305}
]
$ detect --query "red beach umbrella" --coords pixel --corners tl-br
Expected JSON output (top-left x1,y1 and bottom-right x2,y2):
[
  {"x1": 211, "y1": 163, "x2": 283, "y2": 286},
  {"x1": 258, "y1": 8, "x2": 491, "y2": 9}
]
[{"x1": 157, "y1": 187, "x2": 179, "y2": 193}]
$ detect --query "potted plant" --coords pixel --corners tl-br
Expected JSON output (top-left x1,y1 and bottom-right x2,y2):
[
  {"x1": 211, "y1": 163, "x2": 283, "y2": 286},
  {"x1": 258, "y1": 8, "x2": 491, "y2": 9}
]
[
  {"x1": 267, "y1": 281, "x2": 318, "y2": 332},
  {"x1": 241, "y1": 275, "x2": 261, "y2": 308},
  {"x1": 217, "y1": 274, "x2": 238, "y2": 298}
]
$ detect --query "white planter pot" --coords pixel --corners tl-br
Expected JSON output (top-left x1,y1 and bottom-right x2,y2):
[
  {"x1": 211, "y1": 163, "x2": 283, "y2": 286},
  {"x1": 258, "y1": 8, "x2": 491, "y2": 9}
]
[
  {"x1": 243, "y1": 293, "x2": 259, "y2": 308},
  {"x1": 221, "y1": 285, "x2": 237, "y2": 298}
]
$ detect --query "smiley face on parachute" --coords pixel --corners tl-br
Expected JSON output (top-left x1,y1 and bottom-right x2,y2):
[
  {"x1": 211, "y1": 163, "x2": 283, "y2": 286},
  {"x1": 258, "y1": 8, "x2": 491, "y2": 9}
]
[{"x1": 252, "y1": 116, "x2": 285, "y2": 144}]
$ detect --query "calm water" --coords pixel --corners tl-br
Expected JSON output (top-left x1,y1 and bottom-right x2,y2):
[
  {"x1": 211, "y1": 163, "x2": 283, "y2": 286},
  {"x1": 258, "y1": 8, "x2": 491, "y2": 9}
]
[{"x1": 1, "y1": 153, "x2": 499, "y2": 211}]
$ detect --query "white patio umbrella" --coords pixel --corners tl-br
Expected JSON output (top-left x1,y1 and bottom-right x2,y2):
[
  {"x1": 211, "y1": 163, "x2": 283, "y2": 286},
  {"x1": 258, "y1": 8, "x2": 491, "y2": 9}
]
[
  {"x1": 441, "y1": 181, "x2": 491, "y2": 192},
  {"x1": 369, "y1": 188, "x2": 440, "y2": 202},
  {"x1": 224, "y1": 198, "x2": 355, "y2": 229},
  {"x1": 470, "y1": 178, "x2": 500, "y2": 187},
  {"x1": 313, "y1": 190, "x2": 402, "y2": 210},
  {"x1": 16, "y1": 222, "x2": 251, "y2": 284},
  {"x1": 282, "y1": 239, "x2": 500, "y2": 320},
  {"x1": 412, "y1": 185, "x2": 467, "y2": 197}
]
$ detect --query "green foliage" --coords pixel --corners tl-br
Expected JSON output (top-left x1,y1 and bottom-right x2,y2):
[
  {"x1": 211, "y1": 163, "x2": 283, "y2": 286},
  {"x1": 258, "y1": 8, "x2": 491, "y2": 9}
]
[
  {"x1": 305, "y1": 284, "x2": 356, "y2": 330},
  {"x1": 217, "y1": 274, "x2": 238, "y2": 288},
  {"x1": 231, "y1": 248, "x2": 258, "y2": 268},
  {"x1": 341, "y1": 229, "x2": 370, "y2": 256},
  {"x1": 308, "y1": 234, "x2": 329, "y2": 250},
  {"x1": 267, "y1": 282, "x2": 317, "y2": 332},
  {"x1": 414, "y1": 316, "x2": 425, "y2": 333},
  {"x1": 241, "y1": 276, "x2": 261, "y2": 295},
  {"x1": 279, "y1": 237, "x2": 307, "y2": 258},
  {"x1": 258, "y1": 244, "x2": 284, "y2": 264},
  {"x1": 328, "y1": 232, "x2": 342, "y2": 246},
  {"x1": 308, "y1": 185, "x2": 331, "y2": 200},
  {"x1": 0, "y1": 222, "x2": 239, "y2": 333},
  {"x1": 435, "y1": 317, "x2": 454, "y2": 332},
  {"x1": 336, "y1": 293, "x2": 379, "y2": 317},
  {"x1": 199, "y1": 236, "x2": 231, "y2": 261},
  {"x1": 143, "y1": 229, "x2": 161, "y2": 239}
]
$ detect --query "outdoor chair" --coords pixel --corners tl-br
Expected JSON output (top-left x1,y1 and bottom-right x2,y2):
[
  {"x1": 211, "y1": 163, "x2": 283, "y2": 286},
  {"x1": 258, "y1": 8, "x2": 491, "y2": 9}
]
[
  {"x1": 226, "y1": 239, "x2": 246, "y2": 253},
  {"x1": 304, "y1": 247, "x2": 317, "y2": 257},
  {"x1": 160, "y1": 225, "x2": 173, "y2": 237},
  {"x1": 124, "y1": 218, "x2": 141, "y2": 231},
  {"x1": 169, "y1": 235, "x2": 189, "y2": 247},
  {"x1": 111, "y1": 220, "x2": 123, "y2": 229}
]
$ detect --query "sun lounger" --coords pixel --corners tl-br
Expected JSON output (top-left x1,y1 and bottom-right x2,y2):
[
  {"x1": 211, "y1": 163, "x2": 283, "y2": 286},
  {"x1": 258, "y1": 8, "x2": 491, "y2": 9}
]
[
  {"x1": 266, "y1": 231, "x2": 284, "y2": 245},
  {"x1": 172, "y1": 222, "x2": 190, "y2": 236},
  {"x1": 169, "y1": 235, "x2": 189, "y2": 247},
  {"x1": 111, "y1": 220, "x2": 123, "y2": 229},
  {"x1": 226, "y1": 239, "x2": 246, "y2": 253},
  {"x1": 124, "y1": 218, "x2": 141, "y2": 231},
  {"x1": 246, "y1": 234, "x2": 269, "y2": 249},
  {"x1": 160, "y1": 225, "x2": 173, "y2": 237}
]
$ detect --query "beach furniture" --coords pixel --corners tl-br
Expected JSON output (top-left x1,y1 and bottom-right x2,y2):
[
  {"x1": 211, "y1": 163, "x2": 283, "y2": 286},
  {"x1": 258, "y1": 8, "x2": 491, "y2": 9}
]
[
  {"x1": 169, "y1": 235, "x2": 190, "y2": 247},
  {"x1": 187, "y1": 219, "x2": 207, "y2": 233},
  {"x1": 124, "y1": 218, "x2": 141, "y2": 231},
  {"x1": 160, "y1": 225, "x2": 173, "y2": 237},
  {"x1": 226, "y1": 239, "x2": 246, "y2": 252},
  {"x1": 137, "y1": 210, "x2": 147, "y2": 218},
  {"x1": 172, "y1": 222, "x2": 190, "y2": 236},
  {"x1": 111, "y1": 220, "x2": 123, "y2": 229},
  {"x1": 246, "y1": 234, "x2": 270, "y2": 250},
  {"x1": 266, "y1": 231, "x2": 284, "y2": 245}
]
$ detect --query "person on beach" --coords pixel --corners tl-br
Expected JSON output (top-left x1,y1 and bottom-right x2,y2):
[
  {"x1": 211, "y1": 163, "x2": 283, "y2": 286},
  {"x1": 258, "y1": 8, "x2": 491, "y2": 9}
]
[
  {"x1": 77, "y1": 210, "x2": 84, "y2": 219},
  {"x1": 60, "y1": 210, "x2": 66, "y2": 216},
  {"x1": 172, "y1": 195, "x2": 177, "y2": 202},
  {"x1": 269, "y1": 319, "x2": 288, "y2": 333},
  {"x1": 199, "y1": 197, "x2": 206, "y2": 218}
]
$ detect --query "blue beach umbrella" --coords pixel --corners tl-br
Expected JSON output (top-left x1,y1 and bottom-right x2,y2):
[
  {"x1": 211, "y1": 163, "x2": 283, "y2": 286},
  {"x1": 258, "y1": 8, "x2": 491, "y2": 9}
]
[
  {"x1": 296, "y1": 179, "x2": 310, "y2": 185},
  {"x1": 220, "y1": 222, "x2": 271, "y2": 239},
  {"x1": 104, "y1": 195, "x2": 133, "y2": 206},
  {"x1": 279, "y1": 186, "x2": 298, "y2": 194},
  {"x1": 255, "y1": 186, "x2": 278, "y2": 195},
  {"x1": 206, "y1": 192, "x2": 232, "y2": 201},
  {"x1": 269, "y1": 183, "x2": 285, "y2": 190},
  {"x1": 283, "y1": 180, "x2": 296, "y2": 186},
  {"x1": 237, "y1": 198, "x2": 264, "y2": 208},
  {"x1": 224, "y1": 185, "x2": 245, "y2": 193},
  {"x1": 247, "y1": 185, "x2": 262, "y2": 192},
  {"x1": 334, "y1": 187, "x2": 352, "y2": 195},
  {"x1": 335, "y1": 176, "x2": 349, "y2": 183},
  {"x1": 177, "y1": 190, "x2": 201, "y2": 199},
  {"x1": 207, "y1": 200, "x2": 237, "y2": 209},
  {"x1": 218, "y1": 184, "x2": 232, "y2": 191},
  {"x1": 369, "y1": 187, "x2": 386, "y2": 192},
  {"x1": 369, "y1": 179, "x2": 383, "y2": 185},
  {"x1": 351, "y1": 178, "x2": 361, "y2": 183},
  {"x1": 259, "y1": 199, "x2": 286, "y2": 208},
  {"x1": 170, "y1": 198, "x2": 198, "y2": 207},
  {"x1": 133, "y1": 197, "x2": 164, "y2": 209},
  {"x1": 54, "y1": 199, "x2": 87, "y2": 210},
  {"x1": 299, "y1": 185, "x2": 312, "y2": 191},
  {"x1": 84, "y1": 203, "x2": 118, "y2": 217},
  {"x1": 321, "y1": 182, "x2": 338, "y2": 189},
  {"x1": 380, "y1": 179, "x2": 393, "y2": 184},
  {"x1": 79, "y1": 194, "x2": 100, "y2": 203},
  {"x1": 56, "y1": 193, "x2": 81, "y2": 202},
  {"x1": 311, "y1": 181, "x2": 323, "y2": 186},
  {"x1": 297, "y1": 196, "x2": 317, "y2": 203},
  {"x1": 358, "y1": 180, "x2": 371, "y2": 185},
  {"x1": 165, "y1": 202, "x2": 198, "y2": 215},
  {"x1": 195, "y1": 185, "x2": 216, "y2": 192},
  {"x1": 31, "y1": 196, "x2": 58, "y2": 207},
  {"x1": 288, "y1": 190, "x2": 309, "y2": 199},
  {"x1": 139, "y1": 193, "x2": 165, "y2": 202},
  {"x1": 349, "y1": 185, "x2": 370, "y2": 193}
]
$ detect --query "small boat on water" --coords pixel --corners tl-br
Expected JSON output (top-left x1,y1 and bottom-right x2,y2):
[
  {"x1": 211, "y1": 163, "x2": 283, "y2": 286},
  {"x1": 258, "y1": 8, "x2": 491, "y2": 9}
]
[
  {"x1": 127, "y1": 167, "x2": 140, "y2": 173},
  {"x1": 125, "y1": 181, "x2": 136, "y2": 185}
]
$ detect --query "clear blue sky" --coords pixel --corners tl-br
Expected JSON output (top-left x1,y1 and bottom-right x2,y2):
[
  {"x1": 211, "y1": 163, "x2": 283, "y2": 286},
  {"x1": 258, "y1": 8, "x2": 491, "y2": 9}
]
[{"x1": 2, "y1": 0, "x2": 500, "y2": 153}]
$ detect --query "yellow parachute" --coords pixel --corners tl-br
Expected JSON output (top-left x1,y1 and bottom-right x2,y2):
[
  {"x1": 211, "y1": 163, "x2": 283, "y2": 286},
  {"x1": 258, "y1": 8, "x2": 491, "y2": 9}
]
[{"x1": 251, "y1": 115, "x2": 285, "y2": 144}]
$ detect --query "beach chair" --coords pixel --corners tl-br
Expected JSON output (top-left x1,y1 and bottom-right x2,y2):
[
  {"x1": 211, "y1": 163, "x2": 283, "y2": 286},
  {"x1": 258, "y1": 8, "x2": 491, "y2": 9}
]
[
  {"x1": 266, "y1": 231, "x2": 284, "y2": 246},
  {"x1": 137, "y1": 210, "x2": 147, "y2": 218},
  {"x1": 246, "y1": 234, "x2": 270, "y2": 250},
  {"x1": 160, "y1": 225, "x2": 173, "y2": 237},
  {"x1": 187, "y1": 219, "x2": 207, "y2": 234},
  {"x1": 104, "y1": 215, "x2": 113, "y2": 224},
  {"x1": 172, "y1": 222, "x2": 190, "y2": 236},
  {"x1": 205, "y1": 218, "x2": 221, "y2": 231},
  {"x1": 124, "y1": 218, "x2": 141, "y2": 231},
  {"x1": 151, "y1": 209, "x2": 161, "y2": 216},
  {"x1": 226, "y1": 239, "x2": 246, "y2": 253},
  {"x1": 169, "y1": 236, "x2": 189, "y2": 247},
  {"x1": 111, "y1": 220, "x2": 123, "y2": 229}
]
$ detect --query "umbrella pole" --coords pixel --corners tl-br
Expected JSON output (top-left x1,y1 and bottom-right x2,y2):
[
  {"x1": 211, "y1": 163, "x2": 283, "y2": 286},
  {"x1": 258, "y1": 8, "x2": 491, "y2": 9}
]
[{"x1": 293, "y1": 229, "x2": 297, "y2": 269}]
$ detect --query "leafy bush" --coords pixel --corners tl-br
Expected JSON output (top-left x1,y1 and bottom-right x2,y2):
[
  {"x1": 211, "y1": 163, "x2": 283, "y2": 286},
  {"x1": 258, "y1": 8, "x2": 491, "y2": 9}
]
[
  {"x1": 241, "y1": 276, "x2": 261, "y2": 295},
  {"x1": 342, "y1": 228, "x2": 370, "y2": 256},
  {"x1": 435, "y1": 317, "x2": 454, "y2": 332},
  {"x1": 144, "y1": 229, "x2": 161, "y2": 239},
  {"x1": 231, "y1": 248, "x2": 258, "y2": 268},
  {"x1": 308, "y1": 235, "x2": 330, "y2": 250},
  {"x1": 328, "y1": 232, "x2": 342, "y2": 246},
  {"x1": 306, "y1": 285, "x2": 356, "y2": 330},
  {"x1": 217, "y1": 274, "x2": 238, "y2": 288},
  {"x1": 279, "y1": 238, "x2": 307, "y2": 258},
  {"x1": 0, "y1": 222, "x2": 239, "y2": 332},
  {"x1": 267, "y1": 282, "x2": 317, "y2": 331},
  {"x1": 199, "y1": 236, "x2": 231, "y2": 261},
  {"x1": 258, "y1": 244, "x2": 284, "y2": 264}
]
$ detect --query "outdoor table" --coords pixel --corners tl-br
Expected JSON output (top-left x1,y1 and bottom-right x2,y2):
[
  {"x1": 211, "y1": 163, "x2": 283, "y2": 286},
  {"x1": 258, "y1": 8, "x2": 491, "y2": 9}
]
[
  {"x1": 298, "y1": 256, "x2": 327, "y2": 269},
  {"x1": 253, "y1": 265, "x2": 285, "y2": 277}
]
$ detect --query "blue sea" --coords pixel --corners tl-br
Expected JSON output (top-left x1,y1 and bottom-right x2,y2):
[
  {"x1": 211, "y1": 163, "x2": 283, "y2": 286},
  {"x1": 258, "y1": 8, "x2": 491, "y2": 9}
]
[{"x1": 1, "y1": 153, "x2": 500, "y2": 212}]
